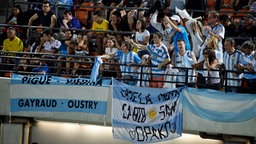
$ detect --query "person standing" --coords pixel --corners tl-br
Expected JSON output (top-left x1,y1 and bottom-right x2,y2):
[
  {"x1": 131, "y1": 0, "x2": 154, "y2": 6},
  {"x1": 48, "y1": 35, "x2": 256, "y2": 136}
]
[
  {"x1": 223, "y1": 38, "x2": 244, "y2": 92},
  {"x1": 199, "y1": 10, "x2": 225, "y2": 63},
  {"x1": 131, "y1": 32, "x2": 171, "y2": 88},
  {"x1": 164, "y1": 14, "x2": 191, "y2": 53},
  {"x1": 172, "y1": 39, "x2": 197, "y2": 87},
  {"x1": 101, "y1": 41, "x2": 142, "y2": 85}
]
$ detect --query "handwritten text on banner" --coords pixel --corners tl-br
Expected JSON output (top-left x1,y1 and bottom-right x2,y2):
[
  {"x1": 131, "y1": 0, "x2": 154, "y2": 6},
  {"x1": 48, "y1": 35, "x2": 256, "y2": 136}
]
[{"x1": 112, "y1": 79, "x2": 183, "y2": 143}]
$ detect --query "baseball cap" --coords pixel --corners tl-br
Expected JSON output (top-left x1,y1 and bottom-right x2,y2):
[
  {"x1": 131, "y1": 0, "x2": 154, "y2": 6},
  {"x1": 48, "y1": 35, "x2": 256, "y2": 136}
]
[{"x1": 170, "y1": 15, "x2": 181, "y2": 23}]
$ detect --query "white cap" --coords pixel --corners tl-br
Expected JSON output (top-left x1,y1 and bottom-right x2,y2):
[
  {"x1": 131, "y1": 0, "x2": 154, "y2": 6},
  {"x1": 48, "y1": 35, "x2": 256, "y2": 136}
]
[{"x1": 170, "y1": 15, "x2": 181, "y2": 23}]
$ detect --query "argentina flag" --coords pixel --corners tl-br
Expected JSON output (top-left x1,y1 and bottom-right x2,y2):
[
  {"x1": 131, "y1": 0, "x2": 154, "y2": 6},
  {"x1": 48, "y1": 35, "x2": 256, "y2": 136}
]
[
  {"x1": 182, "y1": 88, "x2": 256, "y2": 122},
  {"x1": 112, "y1": 79, "x2": 183, "y2": 143}
]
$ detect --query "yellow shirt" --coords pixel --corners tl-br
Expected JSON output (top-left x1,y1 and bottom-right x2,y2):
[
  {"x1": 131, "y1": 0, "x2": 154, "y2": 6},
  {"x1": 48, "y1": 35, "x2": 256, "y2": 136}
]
[
  {"x1": 91, "y1": 19, "x2": 109, "y2": 35},
  {"x1": 3, "y1": 36, "x2": 23, "y2": 52}
]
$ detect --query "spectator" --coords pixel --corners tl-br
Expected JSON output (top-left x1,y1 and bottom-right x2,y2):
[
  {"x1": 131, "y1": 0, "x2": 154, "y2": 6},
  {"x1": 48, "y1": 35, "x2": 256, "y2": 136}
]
[
  {"x1": 2, "y1": 27, "x2": 24, "y2": 54},
  {"x1": 199, "y1": 11, "x2": 225, "y2": 63},
  {"x1": 185, "y1": 16, "x2": 204, "y2": 58},
  {"x1": 24, "y1": 31, "x2": 42, "y2": 53},
  {"x1": 101, "y1": 36, "x2": 120, "y2": 78},
  {"x1": 101, "y1": 41, "x2": 142, "y2": 85},
  {"x1": 49, "y1": 0, "x2": 74, "y2": 27},
  {"x1": 131, "y1": 32, "x2": 171, "y2": 88},
  {"x1": 56, "y1": 30, "x2": 73, "y2": 75},
  {"x1": 137, "y1": 54, "x2": 151, "y2": 87},
  {"x1": 88, "y1": 10, "x2": 109, "y2": 55},
  {"x1": 164, "y1": 14, "x2": 191, "y2": 53},
  {"x1": 0, "y1": 5, "x2": 26, "y2": 45},
  {"x1": 16, "y1": 55, "x2": 32, "y2": 72},
  {"x1": 149, "y1": 10, "x2": 174, "y2": 50},
  {"x1": 61, "y1": 9, "x2": 81, "y2": 29},
  {"x1": 104, "y1": 37, "x2": 120, "y2": 55},
  {"x1": 219, "y1": 14, "x2": 236, "y2": 37},
  {"x1": 235, "y1": 40, "x2": 256, "y2": 93},
  {"x1": 71, "y1": 33, "x2": 90, "y2": 75},
  {"x1": 134, "y1": 18, "x2": 150, "y2": 58},
  {"x1": 65, "y1": 39, "x2": 76, "y2": 74},
  {"x1": 31, "y1": 60, "x2": 50, "y2": 75},
  {"x1": 236, "y1": 14, "x2": 256, "y2": 40},
  {"x1": 172, "y1": 39, "x2": 197, "y2": 87},
  {"x1": 235, "y1": 41, "x2": 255, "y2": 79},
  {"x1": 223, "y1": 38, "x2": 244, "y2": 92},
  {"x1": 193, "y1": 48, "x2": 222, "y2": 91},
  {"x1": 108, "y1": 10, "x2": 131, "y2": 45},
  {"x1": 149, "y1": 10, "x2": 167, "y2": 35},
  {"x1": 38, "y1": 30, "x2": 61, "y2": 54},
  {"x1": 28, "y1": 0, "x2": 57, "y2": 32}
]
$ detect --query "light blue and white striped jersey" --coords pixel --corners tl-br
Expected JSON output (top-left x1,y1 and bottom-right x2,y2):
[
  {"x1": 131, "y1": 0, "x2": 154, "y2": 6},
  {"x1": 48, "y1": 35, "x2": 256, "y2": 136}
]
[
  {"x1": 241, "y1": 51, "x2": 256, "y2": 79},
  {"x1": 223, "y1": 50, "x2": 244, "y2": 86},
  {"x1": 174, "y1": 51, "x2": 195, "y2": 83},
  {"x1": 115, "y1": 51, "x2": 142, "y2": 77},
  {"x1": 205, "y1": 23, "x2": 225, "y2": 52},
  {"x1": 147, "y1": 43, "x2": 170, "y2": 76},
  {"x1": 136, "y1": 67, "x2": 150, "y2": 87}
]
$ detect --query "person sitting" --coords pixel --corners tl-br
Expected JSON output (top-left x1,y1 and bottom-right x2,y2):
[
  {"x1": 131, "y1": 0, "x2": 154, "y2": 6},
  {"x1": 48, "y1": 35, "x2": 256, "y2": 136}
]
[
  {"x1": 28, "y1": 0, "x2": 57, "y2": 32},
  {"x1": 2, "y1": 27, "x2": 24, "y2": 70},
  {"x1": 0, "y1": 5, "x2": 26, "y2": 45},
  {"x1": 71, "y1": 33, "x2": 90, "y2": 75},
  {"x1": 31, "y1": 60, "x2": 50, "y2": 75},
  {"x1": 87, "y1": 10, "x2": 109, "y2": 55},
  {"x1": 38, "y1": 30, "x2": 61, "y2": 54},
  {"x1": 61, "y1": 9, "x2": 81, "y2": 30}
]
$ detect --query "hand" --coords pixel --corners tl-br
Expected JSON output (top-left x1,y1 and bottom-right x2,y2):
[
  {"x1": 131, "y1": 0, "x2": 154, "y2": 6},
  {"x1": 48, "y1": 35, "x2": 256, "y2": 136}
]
[
  {"x1": 111, "y1": 19, "x2": 117, "y2": 26},
  {"x1": 191, "y1": 63, "x2": 197, "y2": 69},
  {"x1": 204, "y1": 26, "x2": 211, "y2": 33},
  {"x1": 158, "y1": 64, "x2": 162, "y2": 70},
  {"x1": 128, "y1": 10, "x2": 135, "y2": 18},
  {"x1": 63, "y1": 19, "x2": 68, "y2": 25}
]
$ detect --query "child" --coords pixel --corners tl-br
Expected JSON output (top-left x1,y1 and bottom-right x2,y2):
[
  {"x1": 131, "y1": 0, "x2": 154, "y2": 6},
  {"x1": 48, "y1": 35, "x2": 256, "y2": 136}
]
[{"x1": 137, "y1": 54, "x2": 151, "y2": 87}]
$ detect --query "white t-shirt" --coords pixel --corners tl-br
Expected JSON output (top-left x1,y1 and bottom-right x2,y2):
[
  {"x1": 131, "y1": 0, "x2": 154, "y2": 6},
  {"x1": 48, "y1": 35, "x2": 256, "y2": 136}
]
[
  {"x1": 105, "y1": 47, "x2": 119, "y2": 55},
  {"x1": 43, "y1": 40, "x2": 61, "y2": 51},
  {"x1": 135, "y1": 30, "x2": 150, "y2": 47}
]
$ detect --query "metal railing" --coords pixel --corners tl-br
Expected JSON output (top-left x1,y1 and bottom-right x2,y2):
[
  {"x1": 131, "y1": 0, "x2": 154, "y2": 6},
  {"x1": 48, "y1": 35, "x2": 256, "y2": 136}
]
[{"x1": 0, "y1": 51, "x2": 255, "y2": 93}]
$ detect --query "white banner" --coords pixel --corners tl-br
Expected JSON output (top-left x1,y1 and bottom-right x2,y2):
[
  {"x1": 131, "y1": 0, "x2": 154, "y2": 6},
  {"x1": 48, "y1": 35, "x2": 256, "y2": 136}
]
[
  {"x1": 10, "y1": 74, "x2": 109, "y2": 115},
  {"x1": 112, "y1": 79, "x2": 183, "y2": 143}
]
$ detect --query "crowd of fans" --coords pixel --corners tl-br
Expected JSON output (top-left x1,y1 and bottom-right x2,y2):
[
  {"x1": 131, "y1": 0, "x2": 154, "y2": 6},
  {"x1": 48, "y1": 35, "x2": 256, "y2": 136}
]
[{"x1": 0, "y1": 0, "x2": 255, "y2": 93}]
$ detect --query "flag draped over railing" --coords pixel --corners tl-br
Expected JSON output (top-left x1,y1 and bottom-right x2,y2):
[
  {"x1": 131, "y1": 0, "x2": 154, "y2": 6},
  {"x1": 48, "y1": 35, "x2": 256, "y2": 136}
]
[{"x1": 112, "y1": 79, "x2": 183, "y2": 143}]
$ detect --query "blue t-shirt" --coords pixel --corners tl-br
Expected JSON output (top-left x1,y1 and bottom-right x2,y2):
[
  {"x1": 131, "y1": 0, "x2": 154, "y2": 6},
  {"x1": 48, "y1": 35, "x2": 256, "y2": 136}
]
[
  {"x1": 32, "y1": 63, "x2": 50, "y2": 74},
  {"x1": 170, "y1": 25, "x2": 191, "y2": 53}
]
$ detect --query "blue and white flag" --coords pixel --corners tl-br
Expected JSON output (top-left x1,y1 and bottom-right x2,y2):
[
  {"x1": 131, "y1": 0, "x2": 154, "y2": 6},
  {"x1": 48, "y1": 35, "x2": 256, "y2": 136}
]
[
  {"x1": 182, "y1": 88, "x2": 256, "y2": 122},
  {"x1": 11, "y1": 73, "x2": 111, "y2": 87},
  {"x1": 112, "y1": 79, "x2": 183, "y2": 143}
]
